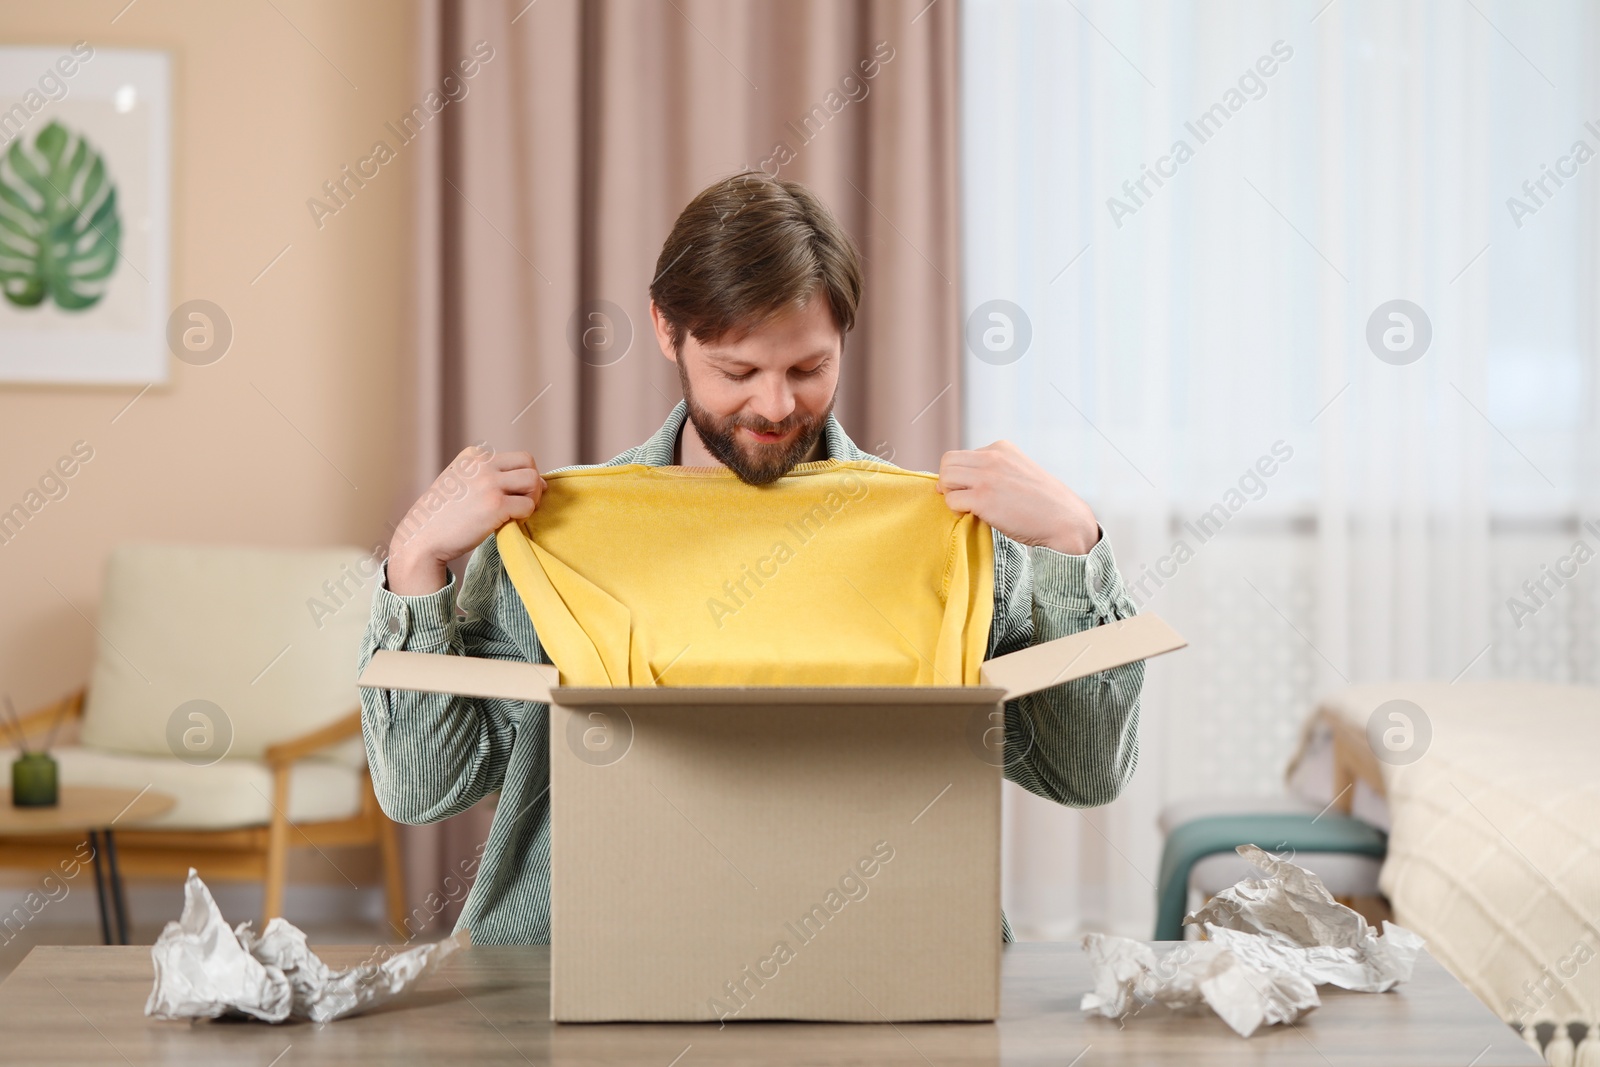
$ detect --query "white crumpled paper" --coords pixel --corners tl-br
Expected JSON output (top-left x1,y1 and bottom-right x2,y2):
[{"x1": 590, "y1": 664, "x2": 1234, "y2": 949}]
[
  {"x1": 145, "y1": 868, "x2": 469, "y2": 1023},
  {"x1": 1081, "y1": 844, "x2": 1425, "y2": 1037}
]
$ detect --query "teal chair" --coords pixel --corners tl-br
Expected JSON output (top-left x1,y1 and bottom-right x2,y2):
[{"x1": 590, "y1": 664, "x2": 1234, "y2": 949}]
[{"x1": 1155, "y1": 795, "x2": 1388, "y2": 941}]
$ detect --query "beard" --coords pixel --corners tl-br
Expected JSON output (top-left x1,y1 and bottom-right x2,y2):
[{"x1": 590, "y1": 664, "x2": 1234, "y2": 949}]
[{"x1": 676, "y1": 357, "x2": 835, "y2": 487}]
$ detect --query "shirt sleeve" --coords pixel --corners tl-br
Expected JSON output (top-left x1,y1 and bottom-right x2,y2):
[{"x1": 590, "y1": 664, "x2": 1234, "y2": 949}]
[
  {"x1": 988, "y1": 526, "x2": 1145, "y2": 808},
  {"x1": 356, "y1": 534, "x2": 529, "y2": 824}
]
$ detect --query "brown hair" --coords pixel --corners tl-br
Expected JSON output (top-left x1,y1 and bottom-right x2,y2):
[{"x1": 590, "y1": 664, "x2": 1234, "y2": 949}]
[{"x1": 649, "y1": 172, "x2": 863, "y2": 354}]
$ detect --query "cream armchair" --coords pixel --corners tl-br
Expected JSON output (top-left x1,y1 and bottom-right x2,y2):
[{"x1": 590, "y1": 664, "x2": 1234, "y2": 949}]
[{"x1": 0, "y1": 543, "x2": 405, "y2": 932}]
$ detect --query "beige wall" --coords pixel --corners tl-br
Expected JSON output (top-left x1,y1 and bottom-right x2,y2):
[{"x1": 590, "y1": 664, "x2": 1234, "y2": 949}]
[{"x1": 0, "y1": 1, "x2": 416, "y2": 713}]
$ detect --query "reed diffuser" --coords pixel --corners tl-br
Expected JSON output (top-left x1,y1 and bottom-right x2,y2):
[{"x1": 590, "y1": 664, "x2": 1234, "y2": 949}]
[{"x1": 5, "y1": 694, "x2": 62, "y2": 808}]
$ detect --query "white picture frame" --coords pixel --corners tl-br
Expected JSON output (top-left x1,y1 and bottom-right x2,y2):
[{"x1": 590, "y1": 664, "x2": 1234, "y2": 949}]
[{"x1": 0, "y1": 45, "x2": 170, "y2": 384}]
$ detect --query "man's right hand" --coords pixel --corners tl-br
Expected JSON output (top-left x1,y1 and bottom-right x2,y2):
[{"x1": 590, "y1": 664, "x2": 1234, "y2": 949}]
[{"x1": 386, "y1": 445, "x2": 548, "y2": 595}]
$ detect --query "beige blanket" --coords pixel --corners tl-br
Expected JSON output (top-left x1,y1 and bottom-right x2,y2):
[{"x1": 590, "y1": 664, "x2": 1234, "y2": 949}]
[{"x1": 1287, "y1": 680, "x2": 1599, "y2": 1054}]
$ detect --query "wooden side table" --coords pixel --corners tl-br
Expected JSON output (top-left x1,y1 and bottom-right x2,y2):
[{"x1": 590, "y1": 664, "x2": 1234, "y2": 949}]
[{"x1": 0, "y1": 785, "x2": 175, "y2": 945}]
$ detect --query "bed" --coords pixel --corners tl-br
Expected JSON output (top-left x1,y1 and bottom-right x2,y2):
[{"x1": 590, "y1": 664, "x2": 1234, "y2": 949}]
[{"x1": 1286, "y1": 681, "x2": 1600, "y2": 1063}]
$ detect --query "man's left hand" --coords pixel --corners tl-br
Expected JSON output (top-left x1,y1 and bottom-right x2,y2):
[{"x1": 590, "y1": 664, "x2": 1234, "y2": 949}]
[{"x1": 936, "y1": 440, "x2": 1100, "y2": 556}]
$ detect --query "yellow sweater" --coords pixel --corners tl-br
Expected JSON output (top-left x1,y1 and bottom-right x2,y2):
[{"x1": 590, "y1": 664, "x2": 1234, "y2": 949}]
[{"x1": 494, "y1": 458, "x2": 994, "y2": 687}]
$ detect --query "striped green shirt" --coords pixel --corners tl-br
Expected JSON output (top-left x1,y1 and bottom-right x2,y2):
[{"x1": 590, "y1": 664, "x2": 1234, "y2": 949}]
[{"x1": 357, "y1": 400, "x2": 1143, "y2": 944}]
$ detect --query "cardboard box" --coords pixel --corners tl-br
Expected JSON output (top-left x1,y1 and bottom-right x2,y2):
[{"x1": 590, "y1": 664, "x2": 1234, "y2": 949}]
[{"x1": 358, "y1": 612, "x2": 1185, "y2": 1022}]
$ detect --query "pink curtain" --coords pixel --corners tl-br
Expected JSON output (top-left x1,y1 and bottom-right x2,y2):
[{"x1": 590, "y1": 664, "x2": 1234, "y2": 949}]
[{"x1": 394, "y1": 0, "x2": 960, "y2": 933}]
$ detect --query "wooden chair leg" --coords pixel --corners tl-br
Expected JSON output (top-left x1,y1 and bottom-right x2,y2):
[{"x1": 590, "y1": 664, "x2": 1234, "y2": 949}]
[
  {"x1": 1340, "y1": 894, "x2": 1393, "y2": 927},
  {"x1": 263, "y1": 764, "x2": 291, "y2": 927},
  {"x1": 376, "y1": 806, "x2": 408, "y2": 940}
]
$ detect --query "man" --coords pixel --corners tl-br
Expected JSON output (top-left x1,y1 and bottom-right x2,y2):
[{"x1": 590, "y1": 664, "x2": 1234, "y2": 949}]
[{"x1": 360, "y1": 172, "x2": 1142, "y2": 945}]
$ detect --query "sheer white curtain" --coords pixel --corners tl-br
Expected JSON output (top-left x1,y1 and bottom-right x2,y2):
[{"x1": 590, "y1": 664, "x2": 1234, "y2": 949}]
[{"x1": 962, "y1": 0, "x2": 1600, "y2": 938}]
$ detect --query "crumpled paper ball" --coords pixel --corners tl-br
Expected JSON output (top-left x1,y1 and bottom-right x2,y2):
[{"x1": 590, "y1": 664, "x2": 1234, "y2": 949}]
[
  {"x1": 145, "y1": 868, "x2": 469, "y2": 1023},
  {"x1": 1081, "y1": 844, "x2": 1425, "y2": 1037}
]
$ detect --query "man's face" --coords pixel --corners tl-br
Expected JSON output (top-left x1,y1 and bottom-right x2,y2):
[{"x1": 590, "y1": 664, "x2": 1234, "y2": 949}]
[{"x1": 653, "y1": 295, "x2": 841, "y2": 486}]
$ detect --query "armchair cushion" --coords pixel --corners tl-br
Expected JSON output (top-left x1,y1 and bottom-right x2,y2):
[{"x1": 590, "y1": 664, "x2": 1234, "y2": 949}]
[
  {"x1": 2, "y1": 744, "x2": 364, "y2": 829},
  {"x1": 79, "y1": 543, "x2": 376, "y2": 766}
]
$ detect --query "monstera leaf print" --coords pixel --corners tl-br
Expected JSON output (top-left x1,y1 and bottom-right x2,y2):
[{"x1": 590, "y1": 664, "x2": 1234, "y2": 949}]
[{"x1": 0, "y1": 120, "x2": 121, "y2": 311}]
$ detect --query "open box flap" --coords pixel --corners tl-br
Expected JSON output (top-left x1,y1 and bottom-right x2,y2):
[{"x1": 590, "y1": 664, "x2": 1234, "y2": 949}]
[
  {"x1": 359, "y1": 650, "x2": 560, "y2": 705},
  {"x1": 978, "y1": 612, "x2": 1187, "y2": 702},
  {"x1": 358, "y1": 612, "x2": 1185, "y2": 705}
]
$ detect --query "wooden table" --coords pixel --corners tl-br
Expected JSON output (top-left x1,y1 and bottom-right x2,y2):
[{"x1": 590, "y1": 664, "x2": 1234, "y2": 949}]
[
  {"x1": 0, "y1": 941, "x2": 1539, "y2": 1065},
  {"x1": 0, "y1": 786, "x2": 175, "y2": 945}
]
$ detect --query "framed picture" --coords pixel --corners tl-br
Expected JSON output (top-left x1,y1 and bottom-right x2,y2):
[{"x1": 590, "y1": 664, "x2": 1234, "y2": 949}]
[{"x1": 0, "y1": 46, "x2": 170, "y2": 384}]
